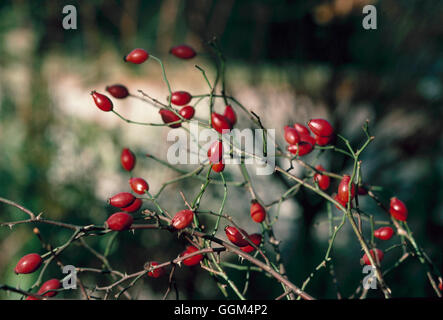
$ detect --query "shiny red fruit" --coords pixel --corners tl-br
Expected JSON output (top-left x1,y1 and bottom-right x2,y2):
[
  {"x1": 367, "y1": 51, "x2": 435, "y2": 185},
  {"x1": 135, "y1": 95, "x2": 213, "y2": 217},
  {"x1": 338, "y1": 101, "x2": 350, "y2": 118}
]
[
  {"x1": 121, "y1": 148, "x2": 136, "y2": 171},
  {"x1": 250, "y1": 201, "x2": 266, "y2": 223},
  {"x1": 121, "y1": 198, "x2": 142, "y2": 213},
  {"x1": 337, "y1": 175, "x2": 356, "y2": 204},
  {"x1": 362, "y1": 248, "x2": 384, "y2": 265},
  {"x1": 293, "y1": 123, "x2": 311, "y2": 136},
  {"x1": 129, "y1": 177, "x2": 149, "y2": 194},
  {"x1": 225, "y1": 226, "x2": 249, "y2": 247},
  {"x1": 374, "y1": 227, "x2": 394, "y2": 240},
  {"x1": 439, "y1": 281, "x2": 443, "y2": 291},
  {"x1": 308, "y1": 119, "x2": 334, "y2": 137},
  {"x1": 14, "y1": 253, "x2": 43, "y2": 274},
  {"x1": 240, "y1": 234, "x2": 262, "y2": 253},
  {"x1": 284, "y1": 126, "x2": 300, "y2": 145},
  {"x1": 106, "y1": 212, "x2": 133, "y2": 231},
  {"x1": 179, "y1": 106, "x2": 195, "y2": 120},
  {"x1": 211, "y1": 112, "x2": 232, "y2": 134},
  {"x1": 212, "y1": 163, "x2": 225, "y2": 173},
  {"x1": 287, "y1": 135, "x2": 315, "y2": 156},
  {"x1": 124, "y1": 48, "x2": 149, "y2": 64},
  {"x1": 315, "y1": 134, "x2": 331, "y2": 146},
  {"x1": 223, "y1": 105, "x2": 237, "y2": 126},
  {"x1": 169, "y1": 44, "x2": 196, "y2": 59},
  {"x1": 91, "y1": 91, "x2": 113, "y2": 112},
  {"x1": 181, "y1": 246, "x2": 204, "y2": 266},
  {"x1": 334, "y1": 194, "x2": 353, "y2": 210},
  {"x1": 108, "y1": 192, "x2": 135, "y2": 208},
  {"x1": 170, "y1": 91, "x2": 192, "y2": 106},
  {"x1": 159, "y1": 109, "x2": 181, "y2": 128},
  {"x1": 389, "y1": 197, "x2": 408, "y2": 221},
  {"x1": 147, "y1": 262, "x2": 165, "y2": 278},
  {"x1": 207, "y1": 140, "x2": 223, "y2": 164},
  {"x1": 313, "y1": 165, "x2": 330, "y2": 190},
  {"x1": 27, "y1": 279, "x2": 62, "y2": 300},
  {"x1": 171, "y1": 209, "x2": 194, "y2": 230},
  {"x1": 106, "y1": 84, "x2": 129, "y2": 99}
]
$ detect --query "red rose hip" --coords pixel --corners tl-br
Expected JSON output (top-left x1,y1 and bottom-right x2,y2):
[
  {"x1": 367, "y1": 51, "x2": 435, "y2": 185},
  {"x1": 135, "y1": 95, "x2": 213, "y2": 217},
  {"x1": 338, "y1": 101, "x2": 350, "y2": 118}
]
[
  {"x1": 362, "y1": 248, "x2": 384, "y2": 265},
  {"x1": 293, "y1": 123, "x2": 311, "y2": 136},
  {"x1": 169, "y1": 44, "x2": 196, "y2": 59},
  {"x1": 211, "y1": 163, "x2": 225, "y2": 173},
  {"x1": 179, "y1": 106, "x2": 195, "y2": 120},
  {"x1": 14, "y1": 253, "x2": 43, "y2": 274},
  {"x1": 106, "y1": 84, "x2": 129, "y2": 99},
  {"x1": 337, "y1": 175, "x2": 356, "y2": 204},
  {"x1": 129, "y1": 177, "x2": 149, "y2": 194},
  {"x1": 26, "y1": 279, "x2": 62, "y2": 300},
  {"x1": 181, "y1": 246, "x2": 204, "y2": 266},
  {"x1": 171, "y1": 209, "x2": 194, "y2": 230},
  {"x1": 240, "y1": 234, "x2": 262, "y2": 253},
  {"x1": 374, "y1": 227, "x2": 394, "y2": 240},
  {"x1": 313, "y1": 165, "x2": 330, "y2": 190},
  {"x1": 225, "y1": 226, "x2": 249, "y2": 247},
  {"x1": 147, "y1": 262, "x2": 165, "y2": 278},
  {"x1": 124, "y1": 48, "x2": 149, "y2": 64},
  {"x1": 250, "y1": 201, "x2": 266, "y2": 223},
  {"x1": 106, "y1": 212, "x2": 133, "y2": 231},
  {"x1": 91, "y1": 91, "x2": 113, "y2": 112},
  {"x1": 121, "y1": 148, "x2": 136, "y2": 171},
  {"x1": 159, "y1": 109, "x2": 181, "y2": 128},
  {"x1": 389, "y1": 197, "x2": 408, "y2": 221},
  {"x1": 223, "y1": 105, "x2": 237, "y2": 126},
  {"x1": 170, "y1": 91, "x2": 192, "y2": 106},
  {"x1": 121, "y1": 198, "x2": 142, "y2": 213},
  {"x1": 211, "y1": 112, "x2": 232, "y2": 134},
  {"x1": 207, "y1": 140, "x2": 223, "y2": 164},
  {"x1": 284, "y1": 126, "x2": 300, "y2": 145},
  {"x1": 108, "y1": 192, "x2": 136, "y2": 208},
  {"x1": 308, "y1": 119, "x2": 334, "y2": 137}
]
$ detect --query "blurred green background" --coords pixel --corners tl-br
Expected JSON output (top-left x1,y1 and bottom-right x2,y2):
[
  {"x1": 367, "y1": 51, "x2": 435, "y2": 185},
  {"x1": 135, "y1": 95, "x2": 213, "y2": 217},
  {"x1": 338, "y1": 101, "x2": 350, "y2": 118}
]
[{"x1": 0, "y1": 0, "x2": 442, "y2": 299}]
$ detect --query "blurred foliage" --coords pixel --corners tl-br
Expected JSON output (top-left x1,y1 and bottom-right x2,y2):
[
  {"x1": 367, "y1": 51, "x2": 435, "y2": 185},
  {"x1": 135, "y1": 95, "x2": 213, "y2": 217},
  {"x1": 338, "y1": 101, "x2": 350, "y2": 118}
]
[{"x1": 0, "y1": 0, "x2": 442, "y2": 299}]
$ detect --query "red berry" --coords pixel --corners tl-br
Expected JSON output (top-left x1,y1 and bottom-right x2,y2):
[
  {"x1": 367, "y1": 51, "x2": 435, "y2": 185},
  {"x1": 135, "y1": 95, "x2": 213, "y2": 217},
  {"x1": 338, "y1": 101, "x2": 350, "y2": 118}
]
[
  {"x1": 169, "y1": 44, "x2": 196, "y2": 59},
  {"x1": 171, "y1": 209, "x2": 194, "y2": 230},
  {"x1": 121, "y1": 198, "x2": 142, "y2": 213},
  {"x1": 170, "y1": 91, "x2": 192, "y2": 106},
  {"x1": 240, "y1": 234, "x2": 262, "y2": 253},
  {"x1": 91, "y1": 91, "x2": 113, "y2": 112},
  {"x1": 108, "y1": 192, "x2": 136, "y2": 208},
  {"x1": 438, "y1": 281, "x2": 443, "y2": 291},
  {"x1": 293, "y1": 123, "x2": 311, "y2": 136},
  {"x1": 14, "y1": 253, "x2": 43, "y2": 274},
  {"x1": 315, "y1": 134, "x2": 331, "y2": 146},
  {"x1": 211, "y1": 163, "x2": 225, "y2": 173},
  {"x1": 181, "y1": 246, "x2": 204, "y2": 266},
  {"x1": 225, "y1": 226, "x2": 249, "y2": 247},
  {"x1": 389, "y1": 197, "x2": 408, "y2": 221},
  {"x1": 308, "y1": 119, "x2": 334, "y2": 137},
  {"x1": 129, "y1": 178, "x2": 149, "y2": 195},
  {"x1": 211, "y1": 112, "x2": 233, "y2": 134},
  {"x1": 124, "y1": 48, "x2": 149, "y2": 64},
  {"x1": 313, "y1": 165, "x2": 330, "y2": 190},
  {"x1": 362, "y1": 248, "x2": 384, "y2": 265},
  {"x1": 121, "y1": 148, "x2": 136, "y2": 171},
  {"x1": 207, "y1": 140, "x2": 223, "y2": 164},
  {"x1": 159, "y1": 109, "x2": 181, "y2": 128},
  {"x1": 179, "y1": 106, "x2": 195, "y2": 120},
  {"x1": 337, "y1": 175, "x2": 356, "y2": 204},
  {"x1": 374, "y1": 226, "x2": 394, "y2": 240},
  {"x1": 333, "y1": 194, "x2": 353, "y2": 210},
  {"x1": 106, "y1": 84, "x2": 129, "y2": 99},
  {"x1": 106, "y1": 212, "x2": 133, "y2": 231},
  {"x1": 223, "y1": 105, "x2": 237, "y2": 126},
  {"x1": 284, "y1": 126, "x2": 300, "y2": 145},
  {"x1": 287, "y1": 135, "x2": 315, "y2": 156},
  {"x1": 26, "y1": 279, "x2": 62, "y2": 300},
  {"x1": 147, "y1": 262, "x2": 165, "y2": 278},
  {"x1": 250, "y1": 201, "x2": 266, "y2": 223}
]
